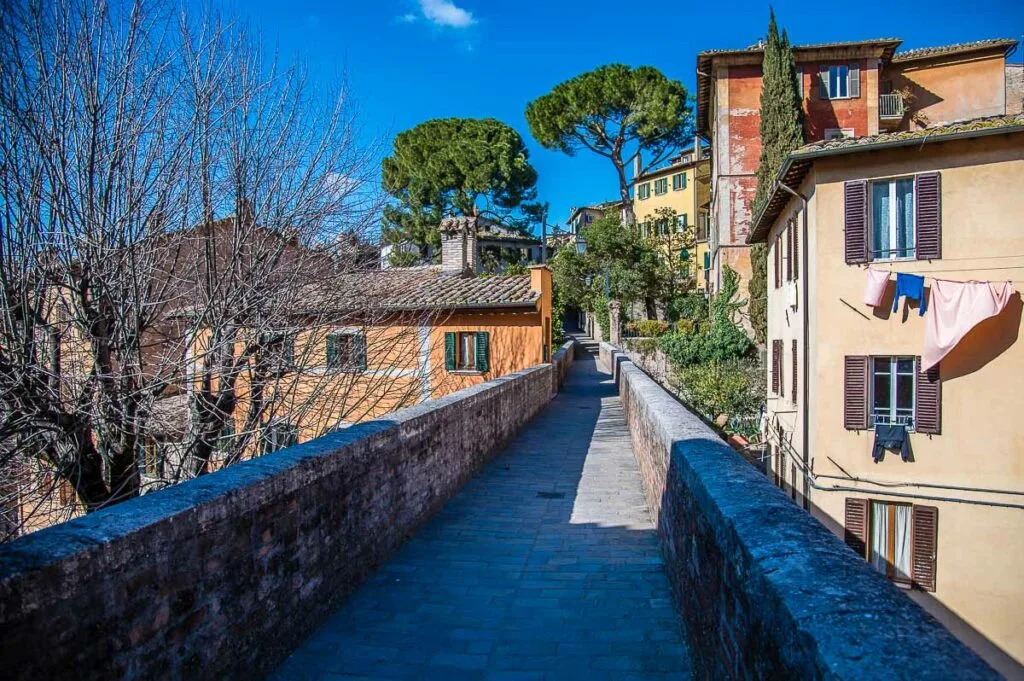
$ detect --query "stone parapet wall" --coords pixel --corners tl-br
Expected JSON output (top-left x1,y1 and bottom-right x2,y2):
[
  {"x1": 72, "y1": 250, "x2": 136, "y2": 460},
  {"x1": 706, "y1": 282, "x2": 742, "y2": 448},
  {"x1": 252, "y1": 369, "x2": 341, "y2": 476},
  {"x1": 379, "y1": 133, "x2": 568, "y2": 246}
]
[
  {"x1": 551, "y1": 339, "x2": 575, "y2": 393},
  {"x1": 602, "y1": 343, "x2": 998, "y2": 680},
  {"x1": 0, "y1": 360, "x2": 568, "y2": 681}
]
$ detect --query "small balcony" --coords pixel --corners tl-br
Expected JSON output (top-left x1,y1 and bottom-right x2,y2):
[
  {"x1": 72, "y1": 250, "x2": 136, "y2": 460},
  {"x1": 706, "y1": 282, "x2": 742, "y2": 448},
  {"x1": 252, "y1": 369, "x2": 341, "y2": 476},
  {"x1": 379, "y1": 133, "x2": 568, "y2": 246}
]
[{"x1": 879, "y1": 92, "x2": 906, "y2": 125}]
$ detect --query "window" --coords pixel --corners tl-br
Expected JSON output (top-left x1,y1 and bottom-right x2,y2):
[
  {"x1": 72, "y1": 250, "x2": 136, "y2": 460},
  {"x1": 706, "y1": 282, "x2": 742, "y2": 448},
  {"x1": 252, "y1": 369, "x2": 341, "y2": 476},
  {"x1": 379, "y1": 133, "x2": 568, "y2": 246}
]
[
  {"x1": 654, "y1": 178, "x2": 668, "y2": 195},
  {"x1": 261, "y1": 331, "x2": 295, "y2": 372},
  {"x1": 825, "y1": 64, "x2": 850, "y2": 98},
  {"x1": 871, "y1": 178, "x2": 915, "y2": 260},
  {"x1": 870, "y1": 501, "x2": 913, "y2": 585},
  {"x1": 872, "y1": 357, "x2": 916, "y2": 428},
  {"x1": 327, "y1": 332, "x2": 365, "y2": 371},
  {"x1": 677, "y1": 213, "x2": 688, "y2": 229},
  {"x1": 261, "y1": 421, "x2": 298, "y2": 454},
  {"x1": 638, "y1": 183, "x2": 650, "y2": 200},
  {"x1": 672, "y1": 172, "x2": 687, "y2": 191},
  {"x1": 457, "y1": 331, "x2": 476, "y2": 369},
  {"x1": 824, "y1": 128, "x2": 854, "y2": 141}
]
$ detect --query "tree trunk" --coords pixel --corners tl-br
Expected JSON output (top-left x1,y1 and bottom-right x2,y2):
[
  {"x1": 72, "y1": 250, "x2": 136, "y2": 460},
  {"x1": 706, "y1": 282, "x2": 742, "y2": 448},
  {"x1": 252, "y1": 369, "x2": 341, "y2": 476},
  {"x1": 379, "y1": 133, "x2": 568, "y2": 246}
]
[{"x1": 614, "y1": 160, "x2": 636, "y2": 226}]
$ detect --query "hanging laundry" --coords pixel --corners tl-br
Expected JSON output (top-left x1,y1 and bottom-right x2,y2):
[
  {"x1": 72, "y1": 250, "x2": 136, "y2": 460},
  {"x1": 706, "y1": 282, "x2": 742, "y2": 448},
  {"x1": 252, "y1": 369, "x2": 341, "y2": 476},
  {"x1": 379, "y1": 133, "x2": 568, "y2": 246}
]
[
  {"x1": 922, "y1": 279, "x2": 1013, "y2": 371},
  {"x1": 863, "y1": 268, "x2": 889, "y2": 307},
  {"x1": 892, "y1": 272, "x2": 927, "y2": 316},
  {"x1": 786, "y1": 281, "x2": 798, "y2": 309},
  {"x1": 872, "y1": 424, "x2": 910, "y2": 463}
]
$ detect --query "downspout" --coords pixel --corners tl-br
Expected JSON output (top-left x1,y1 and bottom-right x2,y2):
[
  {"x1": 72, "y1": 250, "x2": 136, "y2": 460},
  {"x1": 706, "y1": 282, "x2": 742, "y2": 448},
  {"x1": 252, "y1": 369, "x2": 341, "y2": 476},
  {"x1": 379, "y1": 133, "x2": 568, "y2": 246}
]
[{"x1": 777, "y1": 181, "x2": 811, "y2": 511}]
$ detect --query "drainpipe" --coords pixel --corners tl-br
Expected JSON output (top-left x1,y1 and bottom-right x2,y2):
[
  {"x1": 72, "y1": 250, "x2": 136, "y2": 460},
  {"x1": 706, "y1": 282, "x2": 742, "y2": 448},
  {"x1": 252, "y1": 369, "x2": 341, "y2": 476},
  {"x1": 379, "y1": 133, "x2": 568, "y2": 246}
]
[{"x1": 777, "y1": 181, "x2": 811, "y2": 511}]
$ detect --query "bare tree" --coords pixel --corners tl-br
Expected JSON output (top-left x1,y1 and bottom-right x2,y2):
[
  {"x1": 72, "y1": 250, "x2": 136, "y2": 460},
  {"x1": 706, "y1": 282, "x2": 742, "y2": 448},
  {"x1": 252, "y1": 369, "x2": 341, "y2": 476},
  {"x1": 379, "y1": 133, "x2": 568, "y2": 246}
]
[{"x1": 0, "y1": 0, "x2": 447, "y2": 540}]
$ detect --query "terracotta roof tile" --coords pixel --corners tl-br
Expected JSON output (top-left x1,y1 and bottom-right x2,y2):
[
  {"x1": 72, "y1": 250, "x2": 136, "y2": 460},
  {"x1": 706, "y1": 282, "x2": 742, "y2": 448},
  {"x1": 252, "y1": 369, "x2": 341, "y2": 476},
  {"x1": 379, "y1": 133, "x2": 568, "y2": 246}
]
[
  {"x1": 891, "y1": 38, "x2": 1017, "y2": 63},
  {"x1": 325, "y1": 268, "x2": 539, "y2": 311}
]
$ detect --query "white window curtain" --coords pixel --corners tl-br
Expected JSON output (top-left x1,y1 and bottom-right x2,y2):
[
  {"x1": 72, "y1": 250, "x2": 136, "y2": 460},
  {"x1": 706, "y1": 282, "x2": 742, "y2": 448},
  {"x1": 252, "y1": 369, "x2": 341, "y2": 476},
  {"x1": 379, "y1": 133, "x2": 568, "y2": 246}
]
[
  {"x1": 870, "y1": 501, "x2": 889, "y2": 574},
  {"x1": 893, "y1": 505, "x2": 912, "y2": 580}
]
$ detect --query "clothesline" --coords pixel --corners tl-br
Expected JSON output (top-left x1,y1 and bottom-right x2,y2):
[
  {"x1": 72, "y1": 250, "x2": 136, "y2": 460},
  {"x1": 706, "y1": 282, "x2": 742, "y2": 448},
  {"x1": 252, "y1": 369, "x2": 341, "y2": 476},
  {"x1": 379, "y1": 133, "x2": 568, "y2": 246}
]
[{"x1": 864, "y1": 265, "x2": 1024, "y2": 284}]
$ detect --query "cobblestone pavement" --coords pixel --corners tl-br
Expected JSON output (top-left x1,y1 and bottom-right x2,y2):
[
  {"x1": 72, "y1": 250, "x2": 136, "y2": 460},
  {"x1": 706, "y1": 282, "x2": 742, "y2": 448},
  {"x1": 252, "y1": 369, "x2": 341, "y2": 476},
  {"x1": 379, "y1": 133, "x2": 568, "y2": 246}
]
[{"x1": 271, "y1": 348, "x2": 692, "y2": 680}]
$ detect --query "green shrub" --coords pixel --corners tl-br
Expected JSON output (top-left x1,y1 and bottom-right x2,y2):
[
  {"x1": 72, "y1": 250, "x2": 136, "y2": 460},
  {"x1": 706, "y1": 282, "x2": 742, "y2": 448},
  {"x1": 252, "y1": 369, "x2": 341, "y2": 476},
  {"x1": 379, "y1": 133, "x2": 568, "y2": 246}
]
[
  {"x1": 594, "y1": 297, "x2": 610, "y2": 342},
  {"x1": 667, "y1": 292, "x2": 709, "y2": 325},
  {"x1": 657, "y1": 322, "x2": 751, "y2": 369},
  {"x1": 672, "y1": 359, "x2": 762, "y2": 429},
  {"x1": 625, "y1": 319, "x2": 669, "y2": 337}
]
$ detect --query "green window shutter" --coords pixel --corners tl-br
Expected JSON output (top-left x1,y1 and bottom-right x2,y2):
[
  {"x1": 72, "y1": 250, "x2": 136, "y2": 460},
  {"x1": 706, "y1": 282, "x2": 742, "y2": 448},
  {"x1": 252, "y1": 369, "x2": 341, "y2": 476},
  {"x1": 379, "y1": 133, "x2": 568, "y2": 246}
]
[
  {"x1": 444, "y1": 332, "x2": 456, "y2": 371},
  {"x1": 326, "y1": 333, "x2": 337, "y2": 368},
  {"x1": 819, "y1": 65, "x2": 830, "y2": 99},
  {"x1": 682, "y1": 172, "x2": 687, "y2": 189},
  {"x1": 474, "y1": 331, "x2": 490, "y2": 372},
  {"x1": 355, "y1": 334, "x2": 367, "y2": 371},
  {"x1": 284, "y1": 336, "x2": 295, "y2": 366}
]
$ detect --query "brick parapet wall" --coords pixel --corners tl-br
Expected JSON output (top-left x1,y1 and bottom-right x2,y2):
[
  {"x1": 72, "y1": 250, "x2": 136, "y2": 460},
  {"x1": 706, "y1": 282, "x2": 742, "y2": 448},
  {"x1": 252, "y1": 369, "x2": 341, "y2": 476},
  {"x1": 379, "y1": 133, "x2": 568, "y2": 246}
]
[
  {"x1": 0, "y1": 359, "x2": 570, "y2": 681},
  {"x1": 601, "y1": 343, "x2": 998, "y2": 680}
]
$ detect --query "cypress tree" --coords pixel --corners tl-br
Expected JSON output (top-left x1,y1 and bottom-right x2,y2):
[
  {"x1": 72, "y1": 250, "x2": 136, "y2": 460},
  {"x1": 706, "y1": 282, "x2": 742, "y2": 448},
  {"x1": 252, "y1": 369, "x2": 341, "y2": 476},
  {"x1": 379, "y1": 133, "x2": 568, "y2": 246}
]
[{"x1": 749, "y1": 10, "x2": 804, "y2": 343}]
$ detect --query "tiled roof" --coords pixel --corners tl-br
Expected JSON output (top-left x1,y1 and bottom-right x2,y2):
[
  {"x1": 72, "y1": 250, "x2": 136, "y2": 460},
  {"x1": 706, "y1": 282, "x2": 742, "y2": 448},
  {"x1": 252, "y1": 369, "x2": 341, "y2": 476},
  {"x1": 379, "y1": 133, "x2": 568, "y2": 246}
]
[
  {"x1": 748, "y1": 113, "x2": 1024, "y2": 244},
  {"x1": 696, "y1": 37, "x2": 902, "y2": 58},
  {"x1": 323, "y1": 268, "x2": 539, "y2": 312},
  {"x1": 892, "y1": 38, "x2": 1017, "y2": 63}
]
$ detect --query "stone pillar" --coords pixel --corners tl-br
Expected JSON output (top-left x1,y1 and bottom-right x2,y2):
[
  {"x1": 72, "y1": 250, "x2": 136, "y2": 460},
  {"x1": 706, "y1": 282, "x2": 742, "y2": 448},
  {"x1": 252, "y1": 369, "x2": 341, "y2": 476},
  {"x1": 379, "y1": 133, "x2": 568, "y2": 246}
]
[{"x1": 608, "y1": 300, "x2": 621, "y2": 347}]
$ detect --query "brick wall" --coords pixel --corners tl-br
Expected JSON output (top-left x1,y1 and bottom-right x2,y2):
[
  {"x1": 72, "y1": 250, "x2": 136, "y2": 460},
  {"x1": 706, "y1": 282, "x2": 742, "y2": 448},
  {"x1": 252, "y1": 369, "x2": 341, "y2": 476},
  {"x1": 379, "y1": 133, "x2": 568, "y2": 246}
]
[
  {"x1": 601, "y1": 344, "x2": 999, "y2": 680},
  {"x1": 0, "y1": 358, "x2": 569, "y2": 681}
]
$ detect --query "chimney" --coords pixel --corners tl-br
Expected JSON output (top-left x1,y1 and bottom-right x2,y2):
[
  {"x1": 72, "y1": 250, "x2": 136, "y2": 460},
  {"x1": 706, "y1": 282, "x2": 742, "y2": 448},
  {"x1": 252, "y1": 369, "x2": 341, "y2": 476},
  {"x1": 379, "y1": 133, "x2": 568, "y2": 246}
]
[
  {"x1": 440, "y1": 217, "x2": 478, "y2": 275},
  {"x1": 633, "y1": 151, "x2": 642, "y2": 181}
]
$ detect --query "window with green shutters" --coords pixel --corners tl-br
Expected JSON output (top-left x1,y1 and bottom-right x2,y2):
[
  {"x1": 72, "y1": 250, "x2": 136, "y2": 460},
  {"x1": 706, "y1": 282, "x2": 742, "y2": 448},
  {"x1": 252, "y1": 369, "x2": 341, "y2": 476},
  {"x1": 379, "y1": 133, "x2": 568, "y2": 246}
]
[
  {"x1": 445, "y1": 331, "x2": 489, "y2": 372},
  {"x1": 672, "y1": 172, "x2": 687, "y2": 190},
  {"x1": 637, "y1": 183, "x2": 650, "y2": 200},
  {"x1": 654, "y1": 178, "x2": 668, "y2": 195},
  {"x1": 326, "y1": 332, "x2": 366, "y2": 371}
]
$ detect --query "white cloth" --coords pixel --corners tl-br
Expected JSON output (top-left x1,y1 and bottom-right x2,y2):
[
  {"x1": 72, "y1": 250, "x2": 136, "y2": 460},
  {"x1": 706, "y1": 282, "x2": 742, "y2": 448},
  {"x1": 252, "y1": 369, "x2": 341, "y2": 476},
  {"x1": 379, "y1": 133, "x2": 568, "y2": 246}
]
[
  {"x1": 786, "y1": 281, "x2": 799, "y2": 309},
  {"x1": 863, "y1": 268, "x2": 889, "y2": 307}
]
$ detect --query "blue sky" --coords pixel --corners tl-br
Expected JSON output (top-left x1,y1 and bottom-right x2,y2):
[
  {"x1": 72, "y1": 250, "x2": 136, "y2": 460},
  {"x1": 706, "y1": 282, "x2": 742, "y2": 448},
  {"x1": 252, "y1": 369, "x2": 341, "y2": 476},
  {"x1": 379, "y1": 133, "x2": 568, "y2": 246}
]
[{"x1": 208, "y1": 0, "x2": 1022, "y2": 234}]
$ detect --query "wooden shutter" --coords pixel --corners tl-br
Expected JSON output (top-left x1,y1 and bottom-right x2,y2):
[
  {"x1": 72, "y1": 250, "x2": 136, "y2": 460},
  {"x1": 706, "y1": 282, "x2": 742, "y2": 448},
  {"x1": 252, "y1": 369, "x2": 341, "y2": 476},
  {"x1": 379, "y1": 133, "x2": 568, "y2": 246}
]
[
  {"x1": 915, "y1": 357, "x2": 942, "y2": 435},
  {"x1": 474, "y1": 331, "x2": 490, "y2": 372},
  {"x1": 849, "y1": 63, "x2": 861, "y2": 98},
  {"x1": 915, "y1": 172, "x2": 942, "y2": 260},
  {"x1": 792, "y1": 219, "x2": 799, "y2": 280},
  {"x1": 785, "y1": 224, "x2": 793, "y2": 281},
  {"x1": 844, "y1": 498, "x2": 869, "y2": 557},
  {"x1": 325, "y1": 333, "x2": 337, "y2": 369},
  {"x1": 444, "y1": 332, "x2": 456, "y2": 371},
  {"x1": 354, "y1": 334, "x2": 367, "y2": 371},
  {"x1": 843, "y1": 356, "x2": 869, "y2": 430},
  {"x1": 771, "y1": 340, "x2": 781, "y2": 395},
  {"x1": 844, "y1": 181, "x2": 868, "y2": 264},
  {"x1": 791, "y1": 340, "x2": 798, "y2": 404},
  {"x1": 774, "y1": 237, "x2": 782, "y2": 288},
  {"x1": 911, "y1": 505, "x2": 938, "y2": 592},
  {"x1": 819, "y1": 65, "x2": 829, "y2": 99}
]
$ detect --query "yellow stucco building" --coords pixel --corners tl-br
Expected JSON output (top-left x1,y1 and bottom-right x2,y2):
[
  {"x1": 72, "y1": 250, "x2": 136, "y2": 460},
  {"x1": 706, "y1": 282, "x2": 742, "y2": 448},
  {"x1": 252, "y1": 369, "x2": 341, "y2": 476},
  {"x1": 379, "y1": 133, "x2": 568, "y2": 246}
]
[
  {"x1": 632, "y1": 148, "x2": 711, "y2": 291},
  {"x1": 750, "y1": 114, "x2": 1024, "y2": 677}
]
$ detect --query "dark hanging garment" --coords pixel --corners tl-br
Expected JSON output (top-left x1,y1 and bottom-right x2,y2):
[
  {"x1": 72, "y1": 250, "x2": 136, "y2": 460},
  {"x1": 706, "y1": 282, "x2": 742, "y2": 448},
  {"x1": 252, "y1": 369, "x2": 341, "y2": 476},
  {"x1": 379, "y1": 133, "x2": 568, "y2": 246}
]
[
  {"x1": 872, "y1": 424, "x2": 910, "y2": 463},
  {"x1": 892, "y1": 272, "x2": 927, "y2": 316}
]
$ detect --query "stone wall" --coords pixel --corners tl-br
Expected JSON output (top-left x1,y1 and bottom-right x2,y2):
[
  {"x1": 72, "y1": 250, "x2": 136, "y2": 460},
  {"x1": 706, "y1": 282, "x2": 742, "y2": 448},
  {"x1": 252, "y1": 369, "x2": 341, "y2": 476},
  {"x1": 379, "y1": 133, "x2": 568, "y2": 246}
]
[
  {"x1": 551, "y1": 338, "x2": 575, "y2": 394},
  {"x1": 601, "y1": 343, "x2": 999, "y2": 680},
  {"x1": 0, "y1": 360, "x2": 569, "y2": 681}
]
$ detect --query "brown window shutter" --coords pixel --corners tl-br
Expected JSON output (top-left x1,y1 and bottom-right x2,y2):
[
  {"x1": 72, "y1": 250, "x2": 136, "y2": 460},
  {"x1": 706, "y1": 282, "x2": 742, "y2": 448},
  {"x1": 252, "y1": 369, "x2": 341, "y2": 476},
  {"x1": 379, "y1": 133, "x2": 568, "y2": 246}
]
[
  {"x1": 849, "y1": 63, "x2": 861, "y2": 98},
  {"x1": 791, "y1": 340, "x2": 798, "y2": 404},
  {"x1": 844, "y1": 180, "x2": 868, "y2": 264},
  {"x1": 911, "y1": 505, "x2": 938, "y2": 592},
  {"x1": 844, "y1": 497, "x2": 869, "y2": 557},
  {"x1": 777, "y1": 340, "x2": 784, "y2": 398},
  {"x1": 786, "y1": 224, "x2": 793, "y2": 281},
  {"x1": 774, "y1": 237, "x2": 782, "y2": 288},
  {"x1": 843, "y1": 355, "x2": 869, "y2": 430},
  {"x1": 771, "y1": 340, "x2": 780, "y2": 394},
  {"x1": 915, "y1": 172, "x2": 942, "y2": 260},
  {"x1": 915, "y1": 357, "x2": 942, "y2": 435},
  {"x1": 792, "y1": 219, "x2": 799, "y2": 280}
]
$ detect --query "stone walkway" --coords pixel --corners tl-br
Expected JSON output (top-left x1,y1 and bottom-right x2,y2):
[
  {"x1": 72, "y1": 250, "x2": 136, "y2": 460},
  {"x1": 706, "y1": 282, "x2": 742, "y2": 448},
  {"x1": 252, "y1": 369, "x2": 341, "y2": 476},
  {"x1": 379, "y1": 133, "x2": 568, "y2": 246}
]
[{"x1": 271, "y1": 347, "x2": 692, "y2": 680}]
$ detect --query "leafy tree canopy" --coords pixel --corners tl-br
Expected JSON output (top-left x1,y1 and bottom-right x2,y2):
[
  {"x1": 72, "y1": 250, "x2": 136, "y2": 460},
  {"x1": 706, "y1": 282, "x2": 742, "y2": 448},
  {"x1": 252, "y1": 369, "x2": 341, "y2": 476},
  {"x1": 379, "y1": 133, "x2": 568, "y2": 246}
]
[
  {"x1": 382, "y1": 117, "x2": 539, "y2": 252},
  {"x1": 525, "y1": 65, "x2": 692, "y2": 222}
]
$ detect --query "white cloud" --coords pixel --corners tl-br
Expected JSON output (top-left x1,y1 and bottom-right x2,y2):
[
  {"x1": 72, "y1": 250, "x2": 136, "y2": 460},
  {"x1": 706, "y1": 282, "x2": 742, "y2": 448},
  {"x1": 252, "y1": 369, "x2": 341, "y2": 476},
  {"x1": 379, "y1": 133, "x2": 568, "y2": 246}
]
[
  {"x1": 419, "y1": 0, "x2": 475, "y2": 28},
  {"x1": 396, "y1": 12, "x2": 417, "y2": 23}
]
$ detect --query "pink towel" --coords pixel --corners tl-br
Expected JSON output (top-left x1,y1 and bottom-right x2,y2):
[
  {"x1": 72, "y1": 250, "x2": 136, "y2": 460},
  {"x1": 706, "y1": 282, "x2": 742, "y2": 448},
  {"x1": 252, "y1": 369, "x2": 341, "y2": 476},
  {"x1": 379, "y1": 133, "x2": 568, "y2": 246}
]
[
  {"x1": 863, "y1": 268, "x2": 889, "y2": 307},
  {"x1": 922, "y1": 279, "x2": 1013, "y2": 371}
]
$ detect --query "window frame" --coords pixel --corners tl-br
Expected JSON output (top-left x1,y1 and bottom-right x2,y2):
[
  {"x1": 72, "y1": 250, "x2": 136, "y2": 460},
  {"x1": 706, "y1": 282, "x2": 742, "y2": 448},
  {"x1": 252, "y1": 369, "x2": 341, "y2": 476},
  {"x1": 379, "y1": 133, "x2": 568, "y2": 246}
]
[
  {"x1": 637, "y1": 182, "x2": 650, "y2": 200},
  {"x1": 456, "y1": 331, "x2": 477, "y2": 370},
  {"x1": 870, "y1": 356, "x2": 917, "y2": 430},
  {"x1": 869, "y1": 176, "x2": 916, "y2": 262},
  {"x1": 826, "y1": 64, "x2": 851, "y2": 99},
  {"x1": 653, "y1": 177, "x2": 668, "y2": 196},
  {"x1": 326, "y1": 331, "x2": 359, "y2": 371},
  {"x1": 869, "y1": 500, "x2": 914, "y2": 587},
  {"x1": 671, "y1": 172, "x2": 687, "y2": 191}
]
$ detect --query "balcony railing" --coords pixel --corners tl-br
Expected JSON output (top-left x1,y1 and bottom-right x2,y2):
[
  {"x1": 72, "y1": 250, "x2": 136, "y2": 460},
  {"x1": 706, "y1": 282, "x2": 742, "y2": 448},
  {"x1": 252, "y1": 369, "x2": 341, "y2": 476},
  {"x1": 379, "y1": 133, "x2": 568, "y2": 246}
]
[{"x1": 879, "y1": 92, "x2": 906, "y2": 119}]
